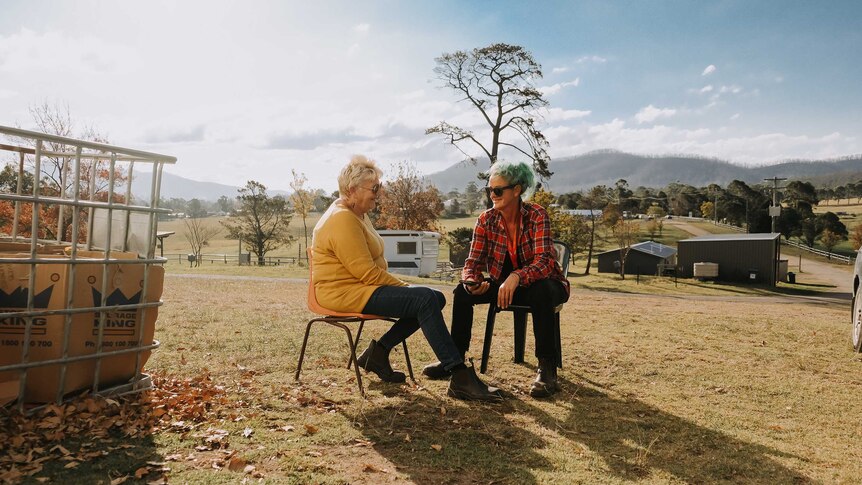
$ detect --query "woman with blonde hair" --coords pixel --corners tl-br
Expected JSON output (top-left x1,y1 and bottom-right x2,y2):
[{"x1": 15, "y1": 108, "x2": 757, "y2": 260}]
[{"x1": 311, "y1": 155, "x2": 500, "y2": 401}]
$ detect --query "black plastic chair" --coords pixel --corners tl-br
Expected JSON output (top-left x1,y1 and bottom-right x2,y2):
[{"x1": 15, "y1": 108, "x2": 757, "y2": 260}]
[{"x1": 479, "y1": 240, "x2": 571, "y2": 374}]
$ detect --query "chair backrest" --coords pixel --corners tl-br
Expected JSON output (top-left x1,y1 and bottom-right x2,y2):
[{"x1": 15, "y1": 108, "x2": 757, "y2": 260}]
[{"x1": 553, "y1": 240, "x2": 572, "y2": 278}]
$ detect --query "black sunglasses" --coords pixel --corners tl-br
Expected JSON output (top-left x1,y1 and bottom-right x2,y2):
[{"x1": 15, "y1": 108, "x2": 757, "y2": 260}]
[
  {"x1": 484, "y1": 184, "x2": 515, "y2": 197},
  {"x1": 360, "y1": 183, "x2": 381, "y2": 194}
]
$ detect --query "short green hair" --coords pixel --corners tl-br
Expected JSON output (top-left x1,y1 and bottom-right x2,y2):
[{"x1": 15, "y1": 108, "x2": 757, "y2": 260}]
[{"x1": 488, "y1": 161, "x2": 536, "y2": 199}]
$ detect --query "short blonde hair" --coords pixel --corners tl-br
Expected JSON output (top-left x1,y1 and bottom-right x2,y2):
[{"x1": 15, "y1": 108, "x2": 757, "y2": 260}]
[{"x1": 338, "y1": 155, "x2": 382, "y2": 195}]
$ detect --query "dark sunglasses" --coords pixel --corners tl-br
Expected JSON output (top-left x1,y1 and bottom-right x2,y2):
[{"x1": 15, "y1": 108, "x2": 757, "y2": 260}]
[
  {"x1": 484, "y1": 184, "x2": 515, "y2": 197},
  {"x1": 360, "y1": 183, "x2": 381, "y2": 194}
]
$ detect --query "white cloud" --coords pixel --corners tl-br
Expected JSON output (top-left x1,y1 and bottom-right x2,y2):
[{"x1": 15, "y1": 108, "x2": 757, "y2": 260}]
[
  {"x1": 353, "y1": 23, "x2": 370, "y2": 34},
  {"x1": 543, "y1": 107, "x2": 591, "y2": 122},
  {"x1": 576, "y1": 55, "x2": 607, "y2": 64},
  {"x1": 634, "y1": 105, "x2": 677, "y2": 124},
  {"x1": 719, "y1": 85, "x2": 742, "y2": 94},
  {"x1": 551, "y1": 66, "x2": 569, "y2": 74},
  {"x1": 702, "y1": 64, "x2": 716, "y2": 76},
  {"x1": 700, "y1": 85, "x2": 714, "y2": 93},
  {"x1": 347, "y1": 43, "x2": 360, "y2": 55},
  {"x1": 0, "y1": 28, "x2": 135, "y2": 74},
  {"x1": 730, "y1": 113, "x2": 740, "y2": 121},
  {"x1": 539, "y1": 78, "x2": 580, "y2": 96}
]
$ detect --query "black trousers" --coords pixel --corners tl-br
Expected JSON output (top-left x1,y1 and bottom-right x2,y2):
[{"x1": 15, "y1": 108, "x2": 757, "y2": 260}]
[{"x1": 450, "y1": 276, "x2": 568, "y2": 361}]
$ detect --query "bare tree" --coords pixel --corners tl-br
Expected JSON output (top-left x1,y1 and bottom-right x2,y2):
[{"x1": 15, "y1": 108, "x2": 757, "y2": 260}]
[
  {"x1": 221, "y1": 181, "x2": 294, "y2": 266},
  {"x1": 376, "y1": 162, "x2": 444, "y2": 231},
  {"x1": 609, "y1": 219, "x2": 640, "y2": 279},
  {"x1": 426, "y1": 43, "x2": 551, "y2": 180},
  {"x1": 183, "y1": 216, "x2": 221, "y2": 267},
  {"x1": 289, "y1": 169, "x2": 314, "y2": 258},
  {"x1": 580, "y1": 185, "x2": 611, "y2": 275},
  {"x1": 6, "y1": 101, "x2": 127, "y2": 241}
]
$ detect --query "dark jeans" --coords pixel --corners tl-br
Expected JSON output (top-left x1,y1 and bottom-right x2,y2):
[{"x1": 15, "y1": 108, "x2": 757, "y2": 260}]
[
  {"x1": 362, "y1": 285, "x2": 463, "y2": 371},
  {"x1": 451, "y1": 278, "x2": 568, "y2": 360}
]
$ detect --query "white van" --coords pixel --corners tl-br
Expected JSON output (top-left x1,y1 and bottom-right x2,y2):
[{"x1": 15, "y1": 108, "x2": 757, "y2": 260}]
[{"x1": 378, "y1": 230, "x2": 441, "y2": 277}]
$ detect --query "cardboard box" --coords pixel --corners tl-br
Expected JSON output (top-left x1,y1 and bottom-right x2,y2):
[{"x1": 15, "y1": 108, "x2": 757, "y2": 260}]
[{"x1": 0, "y1": 251, "x2": 163, "y2": 404}]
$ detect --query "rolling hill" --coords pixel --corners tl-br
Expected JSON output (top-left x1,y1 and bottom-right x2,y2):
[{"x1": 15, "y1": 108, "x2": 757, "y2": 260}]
[{"x1": 427, "y1": 150, "x2": 862, "y2": 193}]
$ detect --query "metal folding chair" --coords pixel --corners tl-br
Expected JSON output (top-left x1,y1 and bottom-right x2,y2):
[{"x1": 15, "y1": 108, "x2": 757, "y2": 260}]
[
  {"x1": 479, "y1": 240, "x2": 571, "y2": 374},
  {"x1": 294, "y1": 249, "x2": 414, "y2": 396}
]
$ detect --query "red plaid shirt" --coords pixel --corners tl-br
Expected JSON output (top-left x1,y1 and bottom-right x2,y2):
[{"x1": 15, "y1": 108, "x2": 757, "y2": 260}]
[{"x1": 462, "y1": 202, "x2": 570, "y2": 295}]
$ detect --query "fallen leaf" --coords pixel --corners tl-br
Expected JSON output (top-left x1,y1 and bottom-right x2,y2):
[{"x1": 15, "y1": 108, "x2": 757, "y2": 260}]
[
  {"x1": 180, "y1": 354, "x2": 187, "y2": 365},
  {"x1": 440, "y1": 406, "x2": 447, "y2": 416},
  {"x1": 431, "y1": 444, "x2": 442, "y2": 452},
  {"x1": 134, "y1": 466, "x2": 149, "y2": 479},
  {"x1": 306, "y1": 451, "x2": 322, "y2": 457},
  {"x1": 363, "y1": 463, "x2": 387, "y2": 473},
  {"x1": 228, "y1": 456, "x2": 247, "y2": 472},
  {"x1": 304, "y1": 424, "x2": 318, "y2": 435},
  {"x1": 278, "y1": 425, "x2": 295, "y2": 432},
  {"x1": 110, "y1": 476, "x2": 129, "y2": 485},
  {"x1": 242, "y1": 427, "x2": 254, "y2": 438},
  {"x1": 164, "y1": 454, "x2": 183, "y2": 462},
  {"x1": 243, "y1": 464, "x2": 256, "y2": 474},
  {"x1": 404, "y1": 434, "x2": 411, "y2": 442}
]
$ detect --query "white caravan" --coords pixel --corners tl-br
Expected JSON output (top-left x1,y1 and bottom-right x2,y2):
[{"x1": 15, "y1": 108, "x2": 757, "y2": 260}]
[{"x1": 378, "y1": 230, "x2": 441, "y2": 277}]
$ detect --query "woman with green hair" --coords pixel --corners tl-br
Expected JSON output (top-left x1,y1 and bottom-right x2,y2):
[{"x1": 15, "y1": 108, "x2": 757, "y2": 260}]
[{"x1": 423, "y1": 161, "x2": 570, "y2": 398}]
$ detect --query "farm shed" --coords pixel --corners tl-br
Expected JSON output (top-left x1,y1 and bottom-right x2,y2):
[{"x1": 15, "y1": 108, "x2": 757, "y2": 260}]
[
  {"x1": 677, "y1": 233, "x2": 781, "y2": 285},
  {"x1": 597, "y1": 240, "x2": 677, "y2": 275}
]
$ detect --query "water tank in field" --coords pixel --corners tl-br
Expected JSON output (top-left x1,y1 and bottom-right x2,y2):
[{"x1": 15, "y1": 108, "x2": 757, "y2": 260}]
[{"x1": 693, "y1": 262, "x2": 719, "y2": 279}]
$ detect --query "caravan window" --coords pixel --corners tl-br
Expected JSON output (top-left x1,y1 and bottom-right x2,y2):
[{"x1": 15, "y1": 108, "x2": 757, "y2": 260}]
[{"x1": 397, "y1": 241, "x2": 417, "y2": 255}]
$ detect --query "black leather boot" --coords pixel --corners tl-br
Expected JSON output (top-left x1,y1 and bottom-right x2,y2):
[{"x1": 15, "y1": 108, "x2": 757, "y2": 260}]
[
  {"x1": 529, "y1": 358, "x2": 560, "y2": 398},
  {"x1": 422, "y1": 361, "x2": 452, "y2": 380},
  {"x1": 356, "y1": 339, "x2": 406, "y2": 383},
  {"x1": 447, "y1": 361, "x2": 503, "y2": 402}
]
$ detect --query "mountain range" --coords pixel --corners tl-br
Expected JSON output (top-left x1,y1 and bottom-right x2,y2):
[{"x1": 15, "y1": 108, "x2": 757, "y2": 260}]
[
  {"x1": 427, "y1": 150, "x2": 862, "y2": 193},
  {"x1": 133, "y1": 150, "x2": 862, "y2": 201}
]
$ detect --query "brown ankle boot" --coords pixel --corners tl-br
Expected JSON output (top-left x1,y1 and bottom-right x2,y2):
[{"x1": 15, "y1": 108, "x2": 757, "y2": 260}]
[
  {"x1": 529, "y1": 358, "x2": 560, "y2": 398},
  {"x1": 447, "y1": 361, "x2": 503, "y2": 402},
  {"x1": 356, "y1": 339, "x2": 406, "y2": 383}
]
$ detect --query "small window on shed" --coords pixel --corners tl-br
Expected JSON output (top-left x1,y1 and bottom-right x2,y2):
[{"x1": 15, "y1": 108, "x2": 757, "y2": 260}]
[{"x1": 397, "y1": 241, "x2": 417, "y2": 255}]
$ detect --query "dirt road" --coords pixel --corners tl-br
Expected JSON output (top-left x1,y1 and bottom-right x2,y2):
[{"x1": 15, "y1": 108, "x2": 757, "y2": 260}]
[{"x1": 667, "y1": 219, "x2": 853, "y2": 300}]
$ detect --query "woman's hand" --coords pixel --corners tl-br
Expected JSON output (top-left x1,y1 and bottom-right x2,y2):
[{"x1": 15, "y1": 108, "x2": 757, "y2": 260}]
[
  {"x1": 496, "y1": 273, "x2": 520, "y2": 309},
  {"x1": 463, "y1": 279, "x2": 490, "y2": 296}
]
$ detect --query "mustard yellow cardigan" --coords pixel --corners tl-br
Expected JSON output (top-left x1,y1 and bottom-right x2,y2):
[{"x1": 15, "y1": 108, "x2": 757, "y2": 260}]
[{"x1": 311, "y1": 202, "x2": 407, "y2": 313}]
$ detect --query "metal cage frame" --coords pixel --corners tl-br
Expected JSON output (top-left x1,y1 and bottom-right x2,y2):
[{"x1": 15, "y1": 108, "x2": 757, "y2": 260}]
[{"x1": 0, "y1": 125, "x2": 175, "y2": 412}]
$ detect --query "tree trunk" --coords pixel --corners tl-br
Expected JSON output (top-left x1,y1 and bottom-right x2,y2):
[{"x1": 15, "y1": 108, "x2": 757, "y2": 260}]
[{"x1": 583, "y1": 217, "x2": 596, "y2": 275}]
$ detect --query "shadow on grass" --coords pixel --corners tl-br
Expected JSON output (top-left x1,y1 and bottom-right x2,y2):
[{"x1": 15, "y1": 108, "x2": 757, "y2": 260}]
[
  {"x1": 516, "y1": 374, "x2": 807, "y2": 483},
  {"x1": 346, "y1": 391, "x2": 552, "y2": 484},
  {"x1": 27, "y1": 433, "x2": 162, "y2": 484}
]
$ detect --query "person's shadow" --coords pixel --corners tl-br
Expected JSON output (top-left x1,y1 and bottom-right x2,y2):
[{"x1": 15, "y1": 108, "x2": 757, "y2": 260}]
[
  {"x1": 343, "y1": 385, "x2": 553, "y2": 484},
  {"x1": 512, "y1": 373, "x2": 809, "y2": 483},
  {"x1": 343, "y1": 370, "x2": 809, "y2": 483}
]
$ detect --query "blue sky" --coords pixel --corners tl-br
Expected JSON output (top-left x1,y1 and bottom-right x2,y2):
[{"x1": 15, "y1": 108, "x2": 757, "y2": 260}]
[{"x1": 1, "y1": 0, "x2": 859, "y2": 192}]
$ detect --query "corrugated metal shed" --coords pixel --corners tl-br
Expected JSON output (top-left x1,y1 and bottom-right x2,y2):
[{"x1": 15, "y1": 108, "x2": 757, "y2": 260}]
[{"x1": 677, "y1": 232, "x2": 780, "y2": 285}]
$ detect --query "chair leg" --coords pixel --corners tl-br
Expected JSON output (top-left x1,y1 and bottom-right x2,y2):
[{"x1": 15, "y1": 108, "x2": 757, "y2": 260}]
[
  {"x1": 513, "y1": 311, "x2": 527, "y2": 364},
  {"x1": 481, "y1": 304, "x2": 497, "y2": 374},
  {"x1": 402, "y1": 340, "x2": 415, "y2": 382},
  {"x1": 554, "y1": 312, "x2": 562, "y2": 369},
  {"x1": 339, "y1": 324, "x2": 365, "y2": 397},
  {"x1": 294, "y1": 318, "x2": 318, "y2": 381},
  {"x1": 349, "y1": 320, "x2": 367, "y2": 369}
]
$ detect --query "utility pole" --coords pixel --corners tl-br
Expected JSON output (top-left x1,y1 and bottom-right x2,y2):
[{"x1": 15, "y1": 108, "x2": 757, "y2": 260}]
[{"x1": 765, "y1": 177, "x2": 787, "y2": 233}]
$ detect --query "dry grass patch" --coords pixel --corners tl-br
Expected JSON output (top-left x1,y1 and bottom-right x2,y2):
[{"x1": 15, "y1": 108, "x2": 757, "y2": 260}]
[{"x1": 6, "y1": 275, "x2": 862, "y2": 483}]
